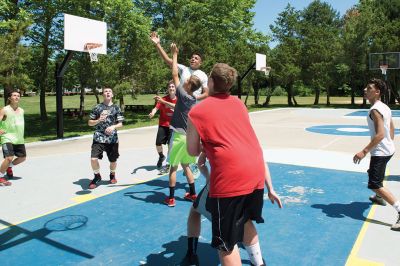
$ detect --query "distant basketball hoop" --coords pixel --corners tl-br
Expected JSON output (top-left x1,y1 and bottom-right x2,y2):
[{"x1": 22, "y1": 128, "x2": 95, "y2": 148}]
[
  {"x1": 260, "y1": 66, "x2": 271, "y2": 77},
  {"x1": 380, "y1": 64, "x2": 388, "y2": 75}
]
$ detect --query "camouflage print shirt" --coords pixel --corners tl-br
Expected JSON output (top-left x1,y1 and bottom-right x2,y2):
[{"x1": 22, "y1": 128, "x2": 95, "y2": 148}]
[{"x1": 89, "y1": 103, "x2": 124, "y2": 144}]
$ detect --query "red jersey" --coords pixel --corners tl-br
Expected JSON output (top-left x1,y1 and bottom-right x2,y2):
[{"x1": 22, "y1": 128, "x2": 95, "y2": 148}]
[
  {"x1": 156, "y1": 95, "x2": 177, "y2": 127},
  {"x1": 189, "y1": 93, "x2": 265, "y2": 198}
]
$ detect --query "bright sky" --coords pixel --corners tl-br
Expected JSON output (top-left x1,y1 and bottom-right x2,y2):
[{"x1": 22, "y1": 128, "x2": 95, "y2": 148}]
[{"x1": 253, "y1": 0, "x2": 359, "y2": 47}]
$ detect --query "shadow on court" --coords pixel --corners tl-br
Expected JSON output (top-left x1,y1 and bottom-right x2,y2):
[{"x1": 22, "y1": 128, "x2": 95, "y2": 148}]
[
  {"x1": 131, "y1": 165, "x2": 158, "y2": 174},
  {"x1": 73, "y1": 178, "x2": 112, "y2": 194},
  {"x1": 144, "y1": 235, "x2": 219, "y2": 266},
  {"x1": 311, "y1": 201, "x2": 392, "y2": 227},
  {"x1": 387, "y1": 175, "x2": 400, "y2": 182},
  {"x1": 0, "y1": 216, "x2": 93, "y2": 258}
]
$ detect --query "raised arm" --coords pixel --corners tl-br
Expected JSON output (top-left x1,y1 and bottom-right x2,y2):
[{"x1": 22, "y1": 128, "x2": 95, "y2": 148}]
[
  {"x1": 150, "y1": 32, "x2": 173, "y2": 67},
  {"x1": 171, "y1": 43, "x2": 180, "y2": 87},
  {"x1": 0, "y1": 108, "x2": 6, "y2": 135}
]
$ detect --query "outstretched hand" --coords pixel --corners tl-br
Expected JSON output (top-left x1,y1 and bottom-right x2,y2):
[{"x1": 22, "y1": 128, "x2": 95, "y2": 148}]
[
  {"x1": 268, "y1": 190, "x2": 283, "y2": 209},
  {"x1": 150, "y1": 31, "x2": 160, "y2": 45},
  {"x1": 171, "y1": 43, "x2": 178, "y2": 54}
]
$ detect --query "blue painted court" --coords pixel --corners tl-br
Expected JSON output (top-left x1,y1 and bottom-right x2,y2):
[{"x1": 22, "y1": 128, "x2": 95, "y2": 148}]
[
  {"x1": 306, "y1": 124, "x2": 400, "y2": 136},
  {"x1": 346, "y1": 110, "x2": 400, "y2": 117},
  {"x1": 0, "y1": 163, "x2": 371, "y2": 266}
]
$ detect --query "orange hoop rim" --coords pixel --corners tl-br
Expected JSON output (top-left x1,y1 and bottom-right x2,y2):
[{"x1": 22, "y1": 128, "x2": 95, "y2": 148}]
[{"x1": 84, "y1": 43, "x2": 103, "y2": 51}]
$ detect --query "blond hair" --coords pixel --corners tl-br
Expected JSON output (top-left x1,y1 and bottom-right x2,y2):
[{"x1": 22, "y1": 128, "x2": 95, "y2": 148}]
[{"x1": 210, "y1": 63, "x2": 237, "y2": 93}]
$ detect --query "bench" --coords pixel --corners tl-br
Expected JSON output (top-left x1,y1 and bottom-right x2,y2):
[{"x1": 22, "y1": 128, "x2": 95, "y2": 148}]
[
  {"x1": 63, "y1": 108, "x2": 85, "y2": 117},
  {"x1": 124, "y1": 105, "x2": 148, "y2": 112}
]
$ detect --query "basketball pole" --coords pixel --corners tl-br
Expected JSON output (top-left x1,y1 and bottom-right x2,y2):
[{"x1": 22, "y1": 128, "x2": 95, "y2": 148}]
[
  {"x1": 55, "y1": 51, "x2": 74, "y2": 139},
  {"x1": 238, "y1": 62, "x2": 256, "y2": 99}
]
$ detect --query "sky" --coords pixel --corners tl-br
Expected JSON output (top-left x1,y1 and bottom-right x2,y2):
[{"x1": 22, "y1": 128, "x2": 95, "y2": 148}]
[{"x1": 253, "y1": 0, "x2": 359, "y2": 47}]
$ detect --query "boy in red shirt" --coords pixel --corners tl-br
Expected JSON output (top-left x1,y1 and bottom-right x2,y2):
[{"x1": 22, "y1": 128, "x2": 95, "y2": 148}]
[
  {"x1": 149, "y1": 81, "x2": 177, "y2": 169},
  {"x1": 187, "y1": 63, "x2": 282, "y2": 265}
]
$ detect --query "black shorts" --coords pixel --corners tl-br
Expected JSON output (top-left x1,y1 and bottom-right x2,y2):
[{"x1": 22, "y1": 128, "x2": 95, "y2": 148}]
[
  {"x1": 2, "y1": 143, "x2": 27, "y2": 158},
  {"x1": 367, "y1": 155, "x2": 392, "y2": 189},
  {"x1": 206, "y1": 189, "x2": 264, "y2": 252},
  {"x1": 91, "y1": 142, "x2": 119, "y2": 162},
  {"x1": 156, "y1": 126, "x2": 172, "y2": 146}
]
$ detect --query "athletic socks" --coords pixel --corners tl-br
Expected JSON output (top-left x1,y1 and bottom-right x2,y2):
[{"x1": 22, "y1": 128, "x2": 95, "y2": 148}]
[
  {"x1": 189, "y1": 183, "x2": 196, "y2": 195},
  {"x1": 393, "y1": 201, "x2": 400, "y2": 213},
  {"x1": 187, "y1": 237, "x2": 198, "y2": 255},
  {"x1": 169, "y1": 186, "x2": 175, "y2": 199},
  {"x1": 245, "y1": 242, "x2": 264, "y2": 266},
  {"x1": 93, "y1": 169, "x2": 100, "y2": 175},
  {"x1": 9, "y1": 162, "x2": 14, "y2": 168},
  {"x1": 110, "y1": 169, "x2": 116, "y2": 174},
  {"x1": 0, "y1": 172, "x2": 4, "y2": 178},
  {"x1": 158, "y1": 152, "x2": 164, "y2": 157}
]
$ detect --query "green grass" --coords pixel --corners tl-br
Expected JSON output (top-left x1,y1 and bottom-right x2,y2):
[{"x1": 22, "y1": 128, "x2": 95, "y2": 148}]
[{"x1": 7, "y1": 94, "x2": 368, "y2": 143}]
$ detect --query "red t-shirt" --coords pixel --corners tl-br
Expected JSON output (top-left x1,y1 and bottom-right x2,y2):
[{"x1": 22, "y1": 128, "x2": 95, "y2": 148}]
[
  {"x1": 156, "y1": 95, "x2": 177, "y2": 127},
  {"x1": 189, "y1": 93, "x2": 265, "y2": 198}
]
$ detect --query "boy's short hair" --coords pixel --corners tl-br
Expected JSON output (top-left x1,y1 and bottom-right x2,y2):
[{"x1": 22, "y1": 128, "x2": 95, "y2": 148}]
[
  {"x1": 7, "y1": 89, "x2": 21, "y2": 98},
  {"x1": 210, "y1": 63, "x2": 237, "y2": 93},
  {"x1": 166, "y1": 80, "x2": 175, "y2": 88},
  {"x1": 188, "y1": 75, "x2": 202, "y2": 93},
  {"x1": 368, "y1": 78, "x2": 386, "y2": 95},
  {"x1": 191, "y1": 51, "x2": 203, "y2": 61}
]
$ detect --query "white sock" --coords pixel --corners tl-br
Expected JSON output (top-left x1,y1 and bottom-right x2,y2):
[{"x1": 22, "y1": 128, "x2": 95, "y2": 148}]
[
  {"x1": 244, "y1": 242, "x2": 264, "y2": 266},
  {"x1": 0, "y1": 172, "x2": 4, "y2": 178},
  {"x1": 93, "y1": 169, "x2": 100, "y2": 175},
  {"x1": 110, "y1": 169, "x2": 116, "y2": 174},
  {"x1": 393, "y1": 201, "x2": 400, "y2": 213},
  {"x1": 9, "y1": 162, "x2": 14, "y2": 168}
]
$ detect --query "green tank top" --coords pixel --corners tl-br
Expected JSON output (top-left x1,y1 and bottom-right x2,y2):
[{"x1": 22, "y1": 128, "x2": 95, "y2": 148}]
[{"x1": 1, "y1": 105, "x2": 25, "y2": 144}]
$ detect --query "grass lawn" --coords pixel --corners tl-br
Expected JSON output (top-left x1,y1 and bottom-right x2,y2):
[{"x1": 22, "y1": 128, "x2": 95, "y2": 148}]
[{"x1": 6, "y1": 94, "x2": 366, "y2": 143}]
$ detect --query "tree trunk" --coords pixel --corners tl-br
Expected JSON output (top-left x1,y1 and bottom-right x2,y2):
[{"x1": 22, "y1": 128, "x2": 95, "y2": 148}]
[
  {"x1": 78, "y1": 87, "x2": 85, "y2": 120},
  {"x1": 313, "y1": 88, "x2": 320, "y2": 105},
  {"x1": 287, "y1": 85, "x2": 294, "y2": 107},
  {"x1": 326, "y1": 87, "x2": 330, "y2": 106},
  {"x1": 254, "y1": 82, "x2": 259, "y2": 105},
  {"x1": 292, "y1": 95, "x2": 298, "y2": 106},
  {"x1": 119, "y1": 96, "x2": 125, "y2": 112},
  {"x1": 39, "y1": 15, "x2": 51, "y2": 121},
  {"x1": 244, "y1": 87, "x2": 250, "y2": 106}
]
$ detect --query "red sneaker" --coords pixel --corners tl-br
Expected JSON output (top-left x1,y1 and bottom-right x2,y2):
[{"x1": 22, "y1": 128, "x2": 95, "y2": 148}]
[
  {"x1": 0, "y1": 177, "x2": 12, "y2": 186},
  {"x1": 109, "y1": 173, "x2": 117, "y2": 184},
  {"x1": 184, "y1": 192, "x2": 197, "y2": 202},
  {"x1": 89, "y1": 174, "x2": 101, "y2": 189},
  {"x1": 6, "y1": 167, "x2": 13, "y2": 178},
  {"x1": 164, "y1": 197, "x2": 176, "y2": 207}
]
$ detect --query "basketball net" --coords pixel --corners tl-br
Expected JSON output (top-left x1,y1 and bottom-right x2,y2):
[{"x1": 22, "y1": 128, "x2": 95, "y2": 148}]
[
  {"x1": 84, "y1": 43, "x2": 103, "y2": 62},
  {"x1": 261, "y1": 66, "x2": 271, "y2": 77},
  {"x1": 380, "y1": 64, "x2": 388, "y2": 75}
]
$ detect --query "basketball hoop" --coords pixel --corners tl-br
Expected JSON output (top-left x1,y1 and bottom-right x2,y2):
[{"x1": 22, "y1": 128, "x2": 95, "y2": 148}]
[
  {"x1": 380, "y1": 64, "x2": 388, "y2": 75},
  {"x1": 84, "y1": 43, "x2": 103, "y2": 62},
  {"x1": 261, "y1": 66, "x2": 271, "y2": 77}
]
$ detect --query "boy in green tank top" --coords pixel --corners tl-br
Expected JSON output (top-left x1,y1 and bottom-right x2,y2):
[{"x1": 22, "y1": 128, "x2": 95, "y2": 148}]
[{"x1": 0, "y1": 90, "x2": 26, "y2": 186}]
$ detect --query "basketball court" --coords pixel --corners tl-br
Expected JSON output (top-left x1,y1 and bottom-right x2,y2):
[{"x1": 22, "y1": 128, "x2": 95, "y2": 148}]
[{"x1": 1, "y1": 108, "x2": 400, "y2": 265}]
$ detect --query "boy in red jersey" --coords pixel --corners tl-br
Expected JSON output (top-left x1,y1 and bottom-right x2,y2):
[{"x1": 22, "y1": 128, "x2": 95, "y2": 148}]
[
  {"x1": 187, "y1": 63, "x2": 282, "y2": 265},
  {"x1": 149, "y1": 81, "x2": 177, "y2": 169}
]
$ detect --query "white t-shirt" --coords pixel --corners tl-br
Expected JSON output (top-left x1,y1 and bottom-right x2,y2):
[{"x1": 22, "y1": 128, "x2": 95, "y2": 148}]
[
  {"x1": 178, "y1": 64, "x2": 208, "y2": 99},
  {"x1": 367, "y1": 100, "x2": 395, "y2": 156}
]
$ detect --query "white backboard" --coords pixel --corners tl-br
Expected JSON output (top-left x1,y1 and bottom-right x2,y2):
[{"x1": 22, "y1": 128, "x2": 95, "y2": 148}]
[
  {"x1": 256, "y1": 53, "x2": 266, "y2": 71},
  {"x1": 64, "y1": 14, "x2": 107, "y2": 54}
]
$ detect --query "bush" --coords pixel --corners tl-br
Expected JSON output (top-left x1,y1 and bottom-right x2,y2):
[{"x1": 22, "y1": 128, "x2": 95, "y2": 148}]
[
  {"x1": 293, "y1": 81, "x2": 313, "y2": 96},
  {"x1": 271, "y1": 86, "x2": 287, "y2": 96}
]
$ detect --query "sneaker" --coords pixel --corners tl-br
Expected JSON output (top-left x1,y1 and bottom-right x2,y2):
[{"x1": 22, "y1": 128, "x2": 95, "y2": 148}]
[
  {"x1": 183, "y1": 251, "x2": 199, "y2": 266},
  {"x1": 369, "y1": 194, "x2": 387, "y2": 206},
  {"x1": 164, "y1": 197, "x2": 176, "y2": 207},
  {"x1": 89, "y1": 174, "x2": 101, "y2": 189},
  {"x1": 110, "y1": 173, "x2": 117, "y2": 184},
  {"x1": 158, "y1": 164, "x2": 170, "y2": 175},
  {"x1": 0, "y1": 177, "x2": 11, "y2": 186},
  {"x1": 157, "y1": 155, "x2": 166, "y2": 169},
  {"x1": 391, "y1": 213, "x2": 400, "y2": 231},
  {"x1": 184, "y1": 192, "x2": 197, "y2": 202},
  {"x1": 6, "y1": 167, "x2": 13, "y2": 178}
]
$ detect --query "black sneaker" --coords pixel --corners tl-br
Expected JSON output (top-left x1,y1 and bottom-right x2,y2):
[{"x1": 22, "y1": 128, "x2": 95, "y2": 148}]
[
  {"x1": 157, "y1": 155, "x2": 166, "y2": 169},
  {"x1": 250, "y1": 258, "x2": 266, "y2": 266},
  {"x1": 182, "y1": 252, "x2": 199, "y2": 266},
  {"x1": 89, "y1": 174, "x2": 101, "y2": 189},
  {"x1": 110, "y1": 173, "x2": 117, "y2": 184},
  {"x1": 369, "y1": 194, "x2": 386, "y2": 206},
  {"x1": 391, "y1": 213, "x2": 400, "y2": 231}
]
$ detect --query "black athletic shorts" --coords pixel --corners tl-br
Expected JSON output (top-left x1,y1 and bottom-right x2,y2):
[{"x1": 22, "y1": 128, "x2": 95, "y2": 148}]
[
  {"x1": 2, "y1": 143, "x2": 26, "y2": 158},
  {"x1": 156, "y1": 126, "x2": 172, "y2": 146},
  {"x1": 367, "y1": 155, "x2": 392, "y2": 189},
  {"x1": 206, "y1": 189, "x2": 264, "y2": 252},
  {"x1": 91, "y1": 142, "x2": 119, "y2": 162}
]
